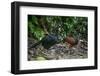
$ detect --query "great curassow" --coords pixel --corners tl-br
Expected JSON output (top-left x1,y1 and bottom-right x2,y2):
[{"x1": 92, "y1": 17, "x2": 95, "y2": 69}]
[{"x1": 29, "y1": 34, "x2": 59, "y2": 49}]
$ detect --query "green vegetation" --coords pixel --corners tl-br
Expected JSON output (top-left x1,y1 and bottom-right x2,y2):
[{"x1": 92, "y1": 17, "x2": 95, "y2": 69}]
[{"x1": 28, "y1": 15, "x2": 88, "y2": 41}]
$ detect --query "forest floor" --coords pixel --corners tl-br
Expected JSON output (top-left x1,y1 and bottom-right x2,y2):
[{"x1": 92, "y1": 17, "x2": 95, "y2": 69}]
[{"x1": 28, "y1": 38, "x2": 88, "y2": 61}]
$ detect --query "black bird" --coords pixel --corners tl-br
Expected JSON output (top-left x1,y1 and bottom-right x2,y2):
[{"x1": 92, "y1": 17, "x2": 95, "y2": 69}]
[{"x1": 29, "y1": 34, "x2": 59, "y2": 49}]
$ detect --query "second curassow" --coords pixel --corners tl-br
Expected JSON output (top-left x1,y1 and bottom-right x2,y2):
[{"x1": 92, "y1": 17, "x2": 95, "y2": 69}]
[{"x1": 64, "y1": 34, "x2": 78, "y2": 48}]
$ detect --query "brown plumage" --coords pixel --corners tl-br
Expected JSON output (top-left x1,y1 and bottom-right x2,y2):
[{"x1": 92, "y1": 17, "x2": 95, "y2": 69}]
[{"x1": 64, "y1": 35, "x2": 78, "y2": 48}]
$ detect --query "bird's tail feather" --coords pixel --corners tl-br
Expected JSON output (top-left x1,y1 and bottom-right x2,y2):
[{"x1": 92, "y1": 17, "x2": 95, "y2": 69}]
[{"x1": 29, "y1": 40, "x2": 42, "y2": 49}]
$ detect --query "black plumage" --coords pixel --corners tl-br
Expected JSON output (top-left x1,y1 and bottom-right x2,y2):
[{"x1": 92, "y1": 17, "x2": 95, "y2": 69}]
[{"x1": 29, "y1": 34, "x2": 59, "y2": 49}]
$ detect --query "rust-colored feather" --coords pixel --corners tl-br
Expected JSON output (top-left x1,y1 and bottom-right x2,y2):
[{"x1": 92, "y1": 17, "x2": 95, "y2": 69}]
[{"x1": 65, "y1": 36, "x2": 78, "y2": 48}]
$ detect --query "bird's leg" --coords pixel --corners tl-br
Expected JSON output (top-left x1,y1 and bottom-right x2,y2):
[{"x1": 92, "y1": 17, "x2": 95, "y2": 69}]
[{"x1": 66, "y1": 43, "x2": 74, "y2": 55}]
